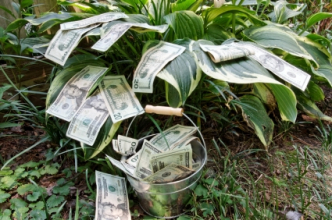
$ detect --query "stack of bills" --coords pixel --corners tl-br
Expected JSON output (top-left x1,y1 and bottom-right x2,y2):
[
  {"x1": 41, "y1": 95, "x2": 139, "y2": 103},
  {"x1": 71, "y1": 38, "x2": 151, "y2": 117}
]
[{"x1": 107, "y1": 124, "x2": 202, "y2": 183}]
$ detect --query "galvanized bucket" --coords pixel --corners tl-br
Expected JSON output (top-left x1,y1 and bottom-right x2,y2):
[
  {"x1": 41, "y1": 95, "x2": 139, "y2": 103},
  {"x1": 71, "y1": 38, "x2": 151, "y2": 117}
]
[{"x1": 121, "y1": 106, "x2": 207, "y2": 218}]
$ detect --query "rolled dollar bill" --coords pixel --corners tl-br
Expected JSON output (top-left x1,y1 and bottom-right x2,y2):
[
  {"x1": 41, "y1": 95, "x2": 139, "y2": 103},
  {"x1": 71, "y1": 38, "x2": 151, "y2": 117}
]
[
  {"x1": 60, "y1": 12, "x2": 128, "y2": 30},
  {"x1": 199, "y1": 43, "x2": 255, "y2": 62},
  {"x1": 46, "y1": 65, "x2": 108, "y2": 121},
  {"x1": 45, "y1": 25, "x2": 97, "y2": 66},
  {"x1": 126, "y1": 150, "x2": 141, "y2": 167},
  {"x1": 150, "y1": 145, "x2": 192, "y2": 173},
  {"x1": 117, "y1": 135, "x2": 138, "y2": 156},
  {"x1": 143, "y1": 163, "x2": 195, "y2": 184},
  {"x1": 66, "y1": 90, "x2": 109, "y2": 146},
  {"x1": 99, "y1": 75, "x2": 144, "y2": 123},
  {"x1": 149, "y1": 125, "x2": 197, "y2": 151},
  {"x1": 95, "y1": 171, "x2": 131, "y2": 220},
  {"x1": 132, "y1": 41, "x2": 186, "y2": 93},
  {"x1": 135, "y1": 140, "x2": 162, "y2": 179}
]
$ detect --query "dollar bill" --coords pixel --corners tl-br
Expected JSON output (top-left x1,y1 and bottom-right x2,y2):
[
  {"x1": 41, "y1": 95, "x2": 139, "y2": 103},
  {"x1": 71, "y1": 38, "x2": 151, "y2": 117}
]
[
  {"x1": 66, "y1": 90, "x2": 109, "y2": 146},
  {"x1": 150, "y1": 145, "x2": 192, "y2": 173},
  {"x1": 172, "y1": 136, "x2": 199, "y2": 150},
  {"x1": 92, "y1": 21, "x2": 132, "y2": 52},
  {"x1": 192, "y1": 161, "x2": 201, "y2": 170},
  {"x1": 99, "y1": 75, "x2": 144, "y2": 123},
  {"x1": 129, "y1": 22, "x2": 168, "y2": 33},
  {"x1": 117, "y1": 135, "x2": 138, "y2": 156},
  {"x1": 106, "y1": 155, "x2": 132, "y2": 176},
  {"x1": 149, "y1": 125, "x2": 197, "y2": 151},
  {"x1": 92, "y1": 21, "x2": 168, "y2": 52},
  {"x1": 61, "y1": 12, "x2": 128, "y2": 30},
  {"x1": 126, "y1": 150, "x2": 141, "y2": 167},
  {"x1": 95, "y1": 171, "x2": 131, "y2": 220},
  {"x1": 135, "y1": 140, "x2": 162, "y2": 179},
  {"x1": 45, "y1": 25, "x2": 97, "y2": 66},
  {"x1": 239, "y1": 42, "x2": 311, "y2": 91},
  {"x1": 112, "y1": 139, "x2": 119, "y2": 153},
  {"x1": 121, "y1": 161, "x2": 136, "y2": 176},
  {"x1": 46, "y1": 65, "x2": 108, "y2": 121},
  {"x1": 143, "y1": 163, "x2": 195, "y2": 184},
  {"x1": 132, "y1": 41, "x2": 186, "y2": 93},
  {"x1": 199, "y1": 43, "x2": 255, "y2": 62}
]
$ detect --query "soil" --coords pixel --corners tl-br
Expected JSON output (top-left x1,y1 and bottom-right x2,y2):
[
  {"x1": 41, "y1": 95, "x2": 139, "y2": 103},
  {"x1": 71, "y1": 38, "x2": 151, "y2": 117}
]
[{"x1": 1, "y1": 85, "x2": 332, "y2": 219}]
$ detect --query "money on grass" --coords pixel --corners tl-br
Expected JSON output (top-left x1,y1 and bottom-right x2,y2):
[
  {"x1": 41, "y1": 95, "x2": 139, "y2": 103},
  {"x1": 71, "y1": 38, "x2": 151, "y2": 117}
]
[
  {"x1": 45, "y1": 25, "x2": 97, "y2": 66},
  {"x1": 135, "y1": 140, "x2": 162, "y2": 179},
  {"x1": 149, "y1": 125, "x2": 197, "y2": 151},
  {"x1": 150, "y1": 145, "x2": 192, "y2": 173},
  {"x1": 99, "y1": 75, "x2": 144, "y2": 123},
  {"x1": 60, "y1": 12, "x2": 128, "y2": 30},
  {"x1": 95, "y1": 171, "x2": 131, "y2": 220},
  {"x1": 132, "y1": 41, "x2": 186, "y2": 93},
  {"x1": 239, "y1": 42, "x2": 311, "y2": 91},
  {"x1": 143, "y1": 163, "x2": 195, "y2": 184},
  {"x1": 199, "y1": 43, "x2": 255, "y2": 62},
  {"x1": 46, "y1": 65, "x2": 108, "y2": 121},
  {"x1": 66, "y1": 90, "x2": 109, "y2": 146}
]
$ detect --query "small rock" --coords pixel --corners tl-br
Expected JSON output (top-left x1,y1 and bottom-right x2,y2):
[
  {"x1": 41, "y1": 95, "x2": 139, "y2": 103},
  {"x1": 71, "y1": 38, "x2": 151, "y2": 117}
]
[{"x1": 286, "y1": 211, "x2": 303, "y2": 220}]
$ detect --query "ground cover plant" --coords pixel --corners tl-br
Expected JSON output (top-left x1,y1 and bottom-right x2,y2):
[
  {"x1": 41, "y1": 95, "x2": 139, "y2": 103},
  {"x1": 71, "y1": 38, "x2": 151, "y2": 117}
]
[{"x1": 1, "y1": 0, "x2": 332, "y2": 219}]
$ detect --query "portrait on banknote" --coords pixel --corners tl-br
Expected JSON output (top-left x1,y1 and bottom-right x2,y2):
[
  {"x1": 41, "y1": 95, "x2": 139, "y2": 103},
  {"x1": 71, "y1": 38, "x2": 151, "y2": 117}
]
[
  {"x1": 98, "y1": 201, "x2": 129, "y2": 220},
  {"x1": 258, "y1": 54, "x2": 285, "y2": 72}
]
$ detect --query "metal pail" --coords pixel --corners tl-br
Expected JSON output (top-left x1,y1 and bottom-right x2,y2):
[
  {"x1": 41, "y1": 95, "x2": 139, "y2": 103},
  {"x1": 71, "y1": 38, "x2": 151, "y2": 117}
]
[{"x1": 122, "y1": 136, "x2": 207, "y2": 218}]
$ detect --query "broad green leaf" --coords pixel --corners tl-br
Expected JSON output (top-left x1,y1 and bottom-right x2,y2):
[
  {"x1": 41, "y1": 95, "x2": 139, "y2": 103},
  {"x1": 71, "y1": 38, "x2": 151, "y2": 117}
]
[
  {"x1": 171, "y1": 0, "x2": 196, "y2": 11},
  {"x1": 237, "y1": 95, "x2": 274, "y2": 147},
  {"x1": 296, "y1": 91, "x2": 332, "y2": 122},
  {"x1": 164, "y1": 11, "x2": 204, "y2": 40},
  {"x1": 6, "y1": 19, "x2": 29, "y2": 31},
  {"x1": 29, "y1": 201, "x2": 44, "y2": 210},
  {"x1": 194, "y1": 184, "x2": 208, "y2": 197},
  {"x1": 200, "y1": 202, "x2": 214, "y2": 217},
  {"x1": 0, "y1": 122, "x2": 22, "y2": 129},
  {"x1": 243, "y1": 24, "x2": 313, "y2": 61},
  {"x1": 0, "y1": 84, "x2": 12, "y2": 99},
  {"x1": 0, "y1": 191, "x2": 10, "y2": 203},
  {"x1": 306, "y1": 12, "x2": 332, "y2": 30},
  {"x1": 190, "y1": 40, "x2": 282, "y2": 85},
  {"x1": 253, "y1": 83, "x2": 276, "y2": 110},
  {"x1": 29, "y1": 209, "x2": 47, "y2": 220},
  {"x1": 124, "y1": 14, "x2": 150, "y2": 23},
  {"x1": 0, "y1": 209, "x2": 11, "y2": 220},
  {"x1": 47, "y1": 195, "x2": 65, "y2": 208},
  {"x1": 27, "y1": 191, "x2": 42, "y2": 202},
  {"x1": 24, "y1": 12, "x2": 73, "y2": 26},
  {"x1": 85, "y1": 119, "x2": 122, "y2": 160},
  {"x1": 20, "y1": 161, "x2": 41, "y2": 168},
  {"x1": 40, "y1": 163, "x2": 59, "y2": 175},
  {"x1": 1, "y1": 176, "x2": 17, "y2": 189},
  {"x1": 204, "y1": 6, "x2": 265, "y2": 26},
  {"x1": 305, "y1": 33, "x2": 331, "y2": 48},
  {"x1": 203, "y1": 24, "x2": 234, "y2": 44},
  {"x1": 10, "y1": 198, "x2": 27, "y2": 209},
  {"x1": 17, "y1": 184, "x2": 35, "y2": 195},
  {"x1": 267, "y1": 84, "x2": 297, "y2": 122},
  {"x1": 268, "y1": 1, "x2": 306, "y2": 23},
  {"x1": 21, "y1": 0, "x2": 33, "y2": 8},
  {"x1": 158, "y1": 40, "x2": 202, "y2": 107},
  {"x1": 306, "y1": 81, "x2": 324, "y2": 102}
]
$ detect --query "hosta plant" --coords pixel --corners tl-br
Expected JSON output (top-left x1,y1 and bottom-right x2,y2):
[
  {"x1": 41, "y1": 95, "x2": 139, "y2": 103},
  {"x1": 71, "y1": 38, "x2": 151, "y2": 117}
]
[{"x1": 6, "y1": 0, "x2": 332, "y2": 156}]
